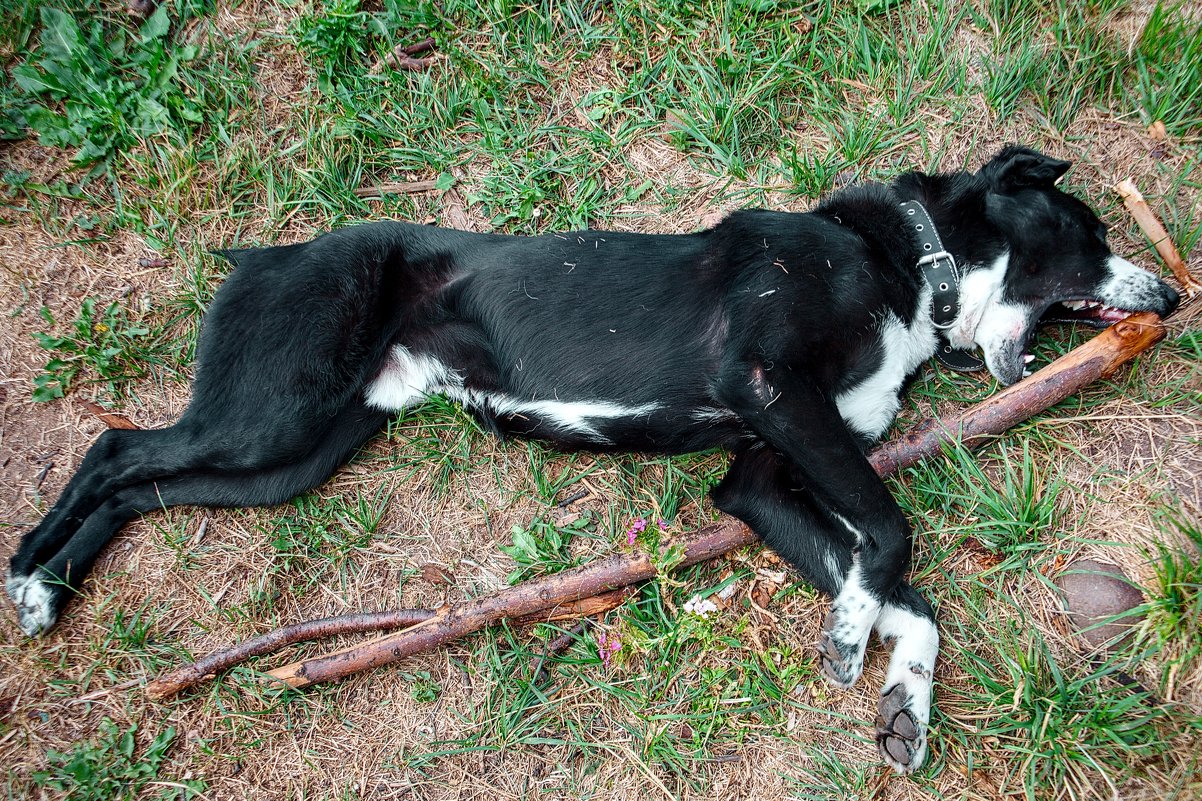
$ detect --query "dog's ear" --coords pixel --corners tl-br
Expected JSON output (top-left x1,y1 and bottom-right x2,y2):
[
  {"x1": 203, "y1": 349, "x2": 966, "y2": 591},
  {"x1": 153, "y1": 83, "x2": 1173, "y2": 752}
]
[{"x1": 979, "y1": 146, "x2": 1070, "y2": 192}]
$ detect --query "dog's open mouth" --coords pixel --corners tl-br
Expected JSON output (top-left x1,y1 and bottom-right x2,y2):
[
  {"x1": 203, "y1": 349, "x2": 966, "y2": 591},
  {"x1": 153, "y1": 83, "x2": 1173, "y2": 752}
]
[{"x1": 1039, "y1": 299, "x2": 1135, "y2": 328}]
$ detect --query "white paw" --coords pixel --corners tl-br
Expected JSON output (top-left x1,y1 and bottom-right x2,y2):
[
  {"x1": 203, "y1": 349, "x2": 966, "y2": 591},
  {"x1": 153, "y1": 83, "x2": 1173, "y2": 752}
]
[{"x1": 6, "y1": 573, "x2": 57, "y2": 637}]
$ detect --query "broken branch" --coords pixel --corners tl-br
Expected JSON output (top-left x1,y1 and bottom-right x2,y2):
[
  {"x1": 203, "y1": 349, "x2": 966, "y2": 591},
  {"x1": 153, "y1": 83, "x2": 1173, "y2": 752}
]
[
  {"x1": 145, "y1": 609, "x2": 435, "y2": 700},
  {"x1": 146, "y1": 587, "x2": 636, "y2": 700},
  {"x1": 1115, "y1": 179, "x2": 1201, "y2": 298},
  {"x1": 262, "y1": 529, "x2": 751, "y2": 689},
  {"x1": 371, "y1": 37, "x2": 438, "y2": 74},
  {"x1": 147, "y1": 312, "x2": 1167, "y2": 698}
]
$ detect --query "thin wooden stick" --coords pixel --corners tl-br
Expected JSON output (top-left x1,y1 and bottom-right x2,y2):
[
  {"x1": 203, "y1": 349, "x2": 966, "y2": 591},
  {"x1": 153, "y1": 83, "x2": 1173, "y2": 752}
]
[
  {"x1": 145, "y1": 588, "x2": 635, "y2": 700},
  {"x1": 1115, "y1": 179, "x2": 1201, "y2": 298},
  {"x1": 145, "y1": 610, "x2": 435, "y2": 700},
  {"x1": 146, "y1": 311, "x2": 1167, "y2": 697},
  {"x1": 262, "y1": 522, "x2": 756, "y2": 689},
  {"x1": 353, "y1": 180, "x2": 439, "y2": 198},
  {"x1": 371, "y1": 37, "x2": 438, "y2": 74}
]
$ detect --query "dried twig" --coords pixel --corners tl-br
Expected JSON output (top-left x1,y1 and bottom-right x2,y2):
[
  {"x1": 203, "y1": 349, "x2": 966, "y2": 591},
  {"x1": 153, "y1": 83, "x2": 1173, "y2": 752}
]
[
  {"x1": 146, "y1": 587, "x2": 635, "y2": 700},
  {"x1": 371, "y1": 37, "x2": 438, "y2": 74},
  {"x1": 353, "y1": 180, "x2": 439, "y2": 198},
  {"x1": 261, "y1": 525, "x2": 754, "y2": 690},
  {"x1": 1115, "y1": 179, "x2": 1201, "y2": 298},
  {"x1": 145, "y1": 610, "x2": 435, "y2": 700},
  {"x1": 529, "y1": 619, "x2": 592, "y2": 685},
  {"x1": 147, "y1": 311, "x2": 1168, "y2": 698}
]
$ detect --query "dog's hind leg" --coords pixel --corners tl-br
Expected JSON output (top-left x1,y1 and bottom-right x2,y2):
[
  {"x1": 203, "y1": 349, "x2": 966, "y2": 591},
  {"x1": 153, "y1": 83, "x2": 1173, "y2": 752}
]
[
  {"x1": 8, "y1": 427, "x2": 210, "y2": 583},
  {"x1": 8, "y1": 403, "x2": 387, "y2": 636},
  {"x1": 711, "y1": 439, "x2": 937, "y2": 773}
]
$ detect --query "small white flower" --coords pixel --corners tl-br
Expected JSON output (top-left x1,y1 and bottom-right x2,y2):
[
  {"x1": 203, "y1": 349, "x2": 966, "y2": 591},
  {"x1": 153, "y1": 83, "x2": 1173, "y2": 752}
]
[{"x1": 683, "y1": 595, "x2": 719, "y2": 617}]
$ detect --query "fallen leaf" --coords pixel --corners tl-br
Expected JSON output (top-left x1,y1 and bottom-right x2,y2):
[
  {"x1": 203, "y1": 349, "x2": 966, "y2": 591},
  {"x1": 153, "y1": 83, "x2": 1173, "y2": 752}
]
[{"x1": 420, "y1": 564, "x2": 454, "y2": 585}]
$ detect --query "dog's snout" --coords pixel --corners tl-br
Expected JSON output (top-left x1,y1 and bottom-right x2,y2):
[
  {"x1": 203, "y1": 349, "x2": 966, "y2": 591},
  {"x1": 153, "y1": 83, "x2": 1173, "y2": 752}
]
[{"x1": 1160, "y1": 282, "x2": 1181, "y2": 317}]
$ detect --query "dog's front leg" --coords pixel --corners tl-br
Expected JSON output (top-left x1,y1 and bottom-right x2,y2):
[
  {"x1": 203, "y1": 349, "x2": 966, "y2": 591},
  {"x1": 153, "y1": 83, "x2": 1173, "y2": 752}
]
[
  {"x1": 711, "y1": 439, "x2": 936, "y2": 772},
  {"x1": 715, "y1": 363, "x2": 914, "y2": 684}
]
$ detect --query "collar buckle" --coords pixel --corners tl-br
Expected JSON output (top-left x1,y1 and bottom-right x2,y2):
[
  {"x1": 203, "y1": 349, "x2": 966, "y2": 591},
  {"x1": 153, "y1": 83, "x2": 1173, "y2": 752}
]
[{"x1": 917, "y1": 250, "x2": 955, "y2": 270}]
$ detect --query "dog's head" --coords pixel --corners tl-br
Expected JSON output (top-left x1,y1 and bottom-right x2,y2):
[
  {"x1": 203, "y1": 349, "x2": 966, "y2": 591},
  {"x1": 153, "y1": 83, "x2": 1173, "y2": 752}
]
[{"x1": 947, "y1": 146, "x2": 1180, "y2": 385}]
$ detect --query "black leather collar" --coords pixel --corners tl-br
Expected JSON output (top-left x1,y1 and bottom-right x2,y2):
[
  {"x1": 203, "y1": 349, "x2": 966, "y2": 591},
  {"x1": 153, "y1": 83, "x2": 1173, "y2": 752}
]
[{"x1": 898, "y1": 201, "x2": 985, "y2": 372}]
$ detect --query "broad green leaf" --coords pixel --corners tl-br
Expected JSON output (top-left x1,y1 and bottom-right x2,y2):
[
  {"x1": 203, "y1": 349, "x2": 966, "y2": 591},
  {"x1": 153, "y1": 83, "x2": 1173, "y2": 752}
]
[
  {"x1": 38, "y1": 9, "x2": 84, "y2": 64},
  {"x1": 140, "y1": 5, "x2": 172, "y2": 42}
]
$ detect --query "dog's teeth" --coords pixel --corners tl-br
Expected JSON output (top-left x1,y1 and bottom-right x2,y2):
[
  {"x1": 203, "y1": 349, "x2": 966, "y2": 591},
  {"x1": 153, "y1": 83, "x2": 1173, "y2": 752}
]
[
  {"x1": 1022, "y1": 368, "x2": 1032, "y2": 378},
  {"x1": 1023, "y1": 354, "x2": 1035, "y2": 364}
]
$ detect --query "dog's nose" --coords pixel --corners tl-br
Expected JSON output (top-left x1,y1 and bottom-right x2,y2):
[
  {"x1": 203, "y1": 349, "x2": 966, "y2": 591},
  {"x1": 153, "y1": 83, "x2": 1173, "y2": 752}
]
[{"x1": 1160, "y1": 282, "x2": 1180, "y2": 317}]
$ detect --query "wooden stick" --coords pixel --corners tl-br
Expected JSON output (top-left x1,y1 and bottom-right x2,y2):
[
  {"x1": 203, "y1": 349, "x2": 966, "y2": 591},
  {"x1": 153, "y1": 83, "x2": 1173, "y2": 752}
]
[
  {"x1": 353, "y1": 180, "x2": 438, "y2": 198},
  {"x1": 262, "y1": 522, "x2": 757, "y2": 689},
  {"x1": 867, "y1": 312, "x2": 1166, "y2": 476},
  {"x1": 145, "y1": 587, "x2": 635, "y2": 701},
  {"x1": 147, "y1": 312, "x2": 1167, "y2": 697},
  {"x1": 371, "y1": 37, "x2": 438, "y2": 74},
  {"x1": 1115, "y1": 179, "x2": 1201, "y2": 298},
  {"x1": 145, "y1": 610, "x2": 435, "y2": 700}
]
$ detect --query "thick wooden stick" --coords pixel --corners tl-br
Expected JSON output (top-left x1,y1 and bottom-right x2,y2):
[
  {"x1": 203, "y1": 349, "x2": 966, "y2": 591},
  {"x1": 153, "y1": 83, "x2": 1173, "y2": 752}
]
[
  {"x1": 1115, "y1": 179, "x2": 1201, "y2": 298},
  {"x1": 146, "y1": 312, "x2": 1166, "y2": 697},
  {"x1": 263, "y1": 522, "x2": 757, "y2": 689},
  {"x1": 867, "y1": 312, "x2": 1166, "y2": 476}
]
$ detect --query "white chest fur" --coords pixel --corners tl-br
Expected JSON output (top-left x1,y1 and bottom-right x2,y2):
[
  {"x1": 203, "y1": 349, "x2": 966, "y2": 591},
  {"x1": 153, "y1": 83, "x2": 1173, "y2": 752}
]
[{"x1": 835, "y1": 287, "x2": 936, "y2": 440}]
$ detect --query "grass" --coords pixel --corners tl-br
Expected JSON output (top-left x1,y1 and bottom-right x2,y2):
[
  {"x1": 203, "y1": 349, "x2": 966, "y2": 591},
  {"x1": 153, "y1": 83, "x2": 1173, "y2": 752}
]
[
  {"x1": 0, "y1": 0, "x2": 1200, "y2": 799},
  {"x1": 33, "y1": 718, "x2": 204, "y2": 800}
]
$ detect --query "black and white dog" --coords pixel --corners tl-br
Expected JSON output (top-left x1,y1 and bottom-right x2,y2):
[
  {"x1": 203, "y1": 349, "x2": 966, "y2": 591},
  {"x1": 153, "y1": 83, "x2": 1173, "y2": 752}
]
[{"x1": 7, "y1": 147, "x2": 1178, "y2": 771}]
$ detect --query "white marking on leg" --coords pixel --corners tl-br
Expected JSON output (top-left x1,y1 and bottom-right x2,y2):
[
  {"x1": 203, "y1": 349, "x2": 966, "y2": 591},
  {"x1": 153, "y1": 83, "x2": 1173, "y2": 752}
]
[
  {"x1": 822, "y1": 548, "x2": 843, "y2": 591},
  {"x1": 874, "y1": 603, "x2": 938, "y2": 773},
  {"x1": 821, "y1": 560, "x2": 881, "y2": 688},
  {"x1": 6, "y1": 573, "x2": 57, "y2": 637}
]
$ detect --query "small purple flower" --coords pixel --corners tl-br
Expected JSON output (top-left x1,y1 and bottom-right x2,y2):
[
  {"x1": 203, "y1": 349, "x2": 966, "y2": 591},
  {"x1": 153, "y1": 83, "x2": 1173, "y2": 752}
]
[
  {"x1": 657, "y1": 519, "x2": 668, "y2": 531},
  {"x1": 625, "y1": 518, "x2": 648, "y2": 545},
  {"x1": 596, "y1": 631, "x2": 621, "y2": 668}
]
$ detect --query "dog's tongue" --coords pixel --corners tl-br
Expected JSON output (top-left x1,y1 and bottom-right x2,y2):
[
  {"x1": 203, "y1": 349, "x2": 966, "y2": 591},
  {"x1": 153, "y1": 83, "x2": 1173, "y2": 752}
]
[{"x1": 1039, "y1": 301, "x2": 1131, "y2": 329}]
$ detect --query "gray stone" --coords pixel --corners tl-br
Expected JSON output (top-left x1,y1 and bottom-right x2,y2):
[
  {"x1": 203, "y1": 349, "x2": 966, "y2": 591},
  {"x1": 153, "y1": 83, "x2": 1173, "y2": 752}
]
[{"x1": 1054, "y1": 559, "x2": 1145, "y2": 650}]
